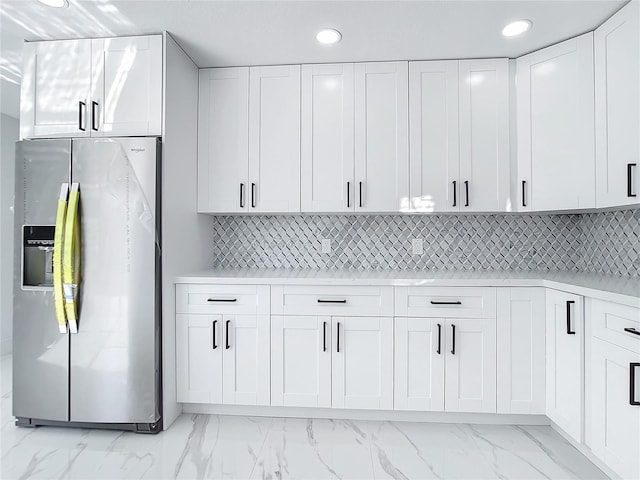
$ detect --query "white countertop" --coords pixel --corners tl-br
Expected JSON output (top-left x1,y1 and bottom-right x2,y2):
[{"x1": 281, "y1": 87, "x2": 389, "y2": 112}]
[{"x1": 176, "y1": 269, "x2": 640, "y2": 307}]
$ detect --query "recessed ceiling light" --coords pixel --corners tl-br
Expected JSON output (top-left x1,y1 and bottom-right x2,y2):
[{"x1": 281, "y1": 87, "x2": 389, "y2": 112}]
[
  {"x1": 316, "y1": 28, "x2": 342, "y2": 45},
  {"x1": 37, "y1": 0, "x2": 69, "y2": 8},
  {"x1": 502, "y1": 20, "x2": 532, "y2": 37}
]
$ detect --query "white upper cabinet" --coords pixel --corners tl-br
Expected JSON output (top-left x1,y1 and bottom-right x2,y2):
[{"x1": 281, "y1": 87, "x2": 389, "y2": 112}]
[
  {"x1": 198, "y1": 67, "x2": 250, "y2": 213},
  {"x1": 517, "y1": 33, "x2": 595, "y2": 212},
  {"x1": 249, "y1": 65, "x2": 301, "y2": 213},
  {"x1": 409, "y1": 61, "x2": 459, "y2": 213},
  {"x1": 90, "y1": 36, "x2": 162, "y2": 136},
  {"x1": 21, "y1": 35, "x2": 162, "y2": 140},
  {"x1": 354, "y1": 62, "x2": 409, "y2": 212},
  {"x1": 20, "y1": 39, "x2": 92, "y2": 139},
  {"x1": 458, "y1": 59, "x2": 510, "y2": 212},
  {"x1": 301, "y1": 64, "x2": 355, "y2": 212},
  {"x1": 595, "y1": 1, "x2": 640, "y2": 208}
]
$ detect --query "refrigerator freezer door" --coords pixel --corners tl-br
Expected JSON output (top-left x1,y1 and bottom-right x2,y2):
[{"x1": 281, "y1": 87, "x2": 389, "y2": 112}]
[
  {"x1": 13, "y1": 139, "x2": 71, "y2": 422},
  {"x1": 69, "y1": 138, "x2": 160, "y2": 424}
]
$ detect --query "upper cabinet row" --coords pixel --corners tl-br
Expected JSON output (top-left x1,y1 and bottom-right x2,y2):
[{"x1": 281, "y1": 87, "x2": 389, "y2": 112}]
[
  {"x1": 198, "y1": 59, "x2": 509, "y2": 214},
  {"x1": 20, "y1": 35, "x2": 162, "y2": 139}
]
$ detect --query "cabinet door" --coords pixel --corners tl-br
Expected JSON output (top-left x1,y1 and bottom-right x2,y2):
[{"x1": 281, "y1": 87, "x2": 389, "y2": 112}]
[
  {"x1": 222, "y1": 314, "x2": 270, "y2": 405},
  {"x1": 355, "y1": 62, "x2": 409, "y2": 212},
  {"x1": 409, "y1": 61, "x2": 459, "y2": 213},
  {"x1": 444, "y1": 318, "x2": 496, "y2": 413},
  {"x1": 595, "y1": 2, "x2": 640, "y2": 208},
  {"x1": 176, "y1": 314, "x2": 222, "y2": 404},
  {"x1": 590, "y1": 338, "x2": 640, "y2": 480},
  {"x1": 496, "y1": 288, "x2": 546, "y2": 414},
  {"x1": 332, "y1": 316, "x2": 393, "y2": 410},
  {"x1": 249, "y1": 65, "x2": 301, "y2": 213},
  {"x1": 458, "y1": 59, "x2": 509, "y2": 212},
  {"x1": 301, "y1": 64, "x2": 355, "y2": 212},
  {"x1": 517, "y1": 33, "x2": 595, "y2": 211},
  {"x1": 546, "y1": 290, "x2": 583, "y2": 442},
  {"x1": 20, "y1": 39, "x2": 92, "y2": 139},
  {"x1": 90, "y1": 35, "x2": 162, "y2": 136},
  {"x1": 198, "y1": 67, "x2": 250, "y2": 213},
  {"x1": 394, "y1": 317, "x2": 445, "y2": 411},
  {"x1": 271, "y1": 316, "x2": 332, "y2": 407}
]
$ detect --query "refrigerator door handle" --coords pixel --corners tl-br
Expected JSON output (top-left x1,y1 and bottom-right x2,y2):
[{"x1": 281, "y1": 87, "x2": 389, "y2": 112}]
[
  {"x1": 54, "y1": 183, "x2": 69, "y2": 334},
  {"x1": 63, "y1": 183, "x2": 81, "y2": 334}
]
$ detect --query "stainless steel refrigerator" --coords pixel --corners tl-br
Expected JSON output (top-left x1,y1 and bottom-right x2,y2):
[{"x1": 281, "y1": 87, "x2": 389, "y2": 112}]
[{"x1": 13, "y1": 137, "x2": 162, "y2": 433}]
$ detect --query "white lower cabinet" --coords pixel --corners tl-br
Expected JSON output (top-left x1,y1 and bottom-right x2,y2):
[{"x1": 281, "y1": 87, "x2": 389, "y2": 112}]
[
  {"x1": 271, "y1": 316, "x2": 332, "y2": 408},
  {"x1": 332, "y1": 316, "x2": 394, "y2": 410},
  {"x1": 545, "y1": 290, "x2": 584, "y2": 442},
  {"x1": 176, "y1": 313, "x2": 270, "y2": 406},
  {"x1": 394, "y1": 317, "x2": 445, "y2": 411},
  {"x1": 271, "y1": 315, "x2": 393, "y2": 410},
  {"x1": 394, "y1": 316, "x2": 496, "y2": 413},
  {"x1": 590, "y1": 338, "x2": 640, "y2": 479},
  {"x1": 497, "y1": 288, "x2": 546, "y2": 414},
  {"x1": 444, "y1": 319, "x2": 497, "y2": 413}
]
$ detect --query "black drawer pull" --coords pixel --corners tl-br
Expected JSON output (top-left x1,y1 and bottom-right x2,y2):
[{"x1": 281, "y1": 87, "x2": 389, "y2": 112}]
[
  {"x1": 430, "y1": 300, "x2": 462, "y2": 305},
  {"x1": 631, "y1": 363, "x2": 640, "y2": 406},
  {"x1": 624, "y1": 327, "x2": 640, "y2": 337},
  {"x1": 207, "y1": 298, "x2": 237, "y2": 303},
  {"x1": 566, "y1": 300, "x2": 576, "y2": 335},
  {"x1": 317, "y1": 299, "x2": 347, "y2": 304}
]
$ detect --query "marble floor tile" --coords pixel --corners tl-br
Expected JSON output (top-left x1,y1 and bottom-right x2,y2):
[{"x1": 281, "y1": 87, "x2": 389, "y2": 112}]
[{"x1": 0, "y1": 354, "x2": 608, "y2": 480}]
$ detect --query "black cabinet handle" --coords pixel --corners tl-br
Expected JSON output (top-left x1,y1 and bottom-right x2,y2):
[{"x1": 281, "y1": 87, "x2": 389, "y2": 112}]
[
  {"x1": 78, "y1": 101, "x2": 86, "y2": 131},
  {"x1": 317, "y1": 299, "x2": 347, "y2": 304},
  {"x1": 240, "y1": 183, "x2": 245, "y2": 208},
  {"x1": 207, "y1": 298, "x2": 237, "y2": 303},
  {"x1": 522, "y1": 180, "x2": 527, "y2": 207},
  {"x1": 225, "y1": 320, "x2": 230, "y2": 349},
  {"x1": 452, "y1": 181, "x2": 457, "y2": 207},
  {"x1": 624, "y1": 327, "x2": 640, "y2": 337},
  {"x1": 347, "y1": 182, "x2": 351, "y2": 208},
  {"x1": 631, "y1": 363, "x2": 640, "y2": 406},
  {"x1": 437, "y1": 323, "x2": 442, "y2": 355},
  {"x1": 337, "y1": 322, "x2": 341, "y2": 353},
  {"x1": 212, "y1": 320, "x2": 217, "y2": 349},
  {"x1": 359, "y1": 182, "x2": 363, "y2": 208},
  {"x1": 464, "y1": 181, "x2": 469, "y2": 207},
  {"x1": 451, "y1": 324, "x2": 456, "y2": 355},
  {"x1": 323, "y1": 321, "x2": 327, "y2": 352},
  {"x1": 628, "y1": 163, "x2": 637, "y2": 198},
  {"x1": 430, "y1": 300, "x2": 462, "y2": 305},
  {"x1": 251, "y1": 183, "x2": 256, "y2": 208},
  {"x1": 566, "y1": 300, "x2": 576, "y2": 335},
  {"x1": 91, "y1": 101, "x2": 99, "y2": 131}
]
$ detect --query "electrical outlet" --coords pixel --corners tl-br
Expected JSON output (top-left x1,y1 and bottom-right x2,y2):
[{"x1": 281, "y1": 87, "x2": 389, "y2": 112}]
[
  {"x1": 412, "y1": 238, "x2": 423, "y2": 255},
  {"x1": 321, "y1": 238, "x2": 331, "y2": 254}
]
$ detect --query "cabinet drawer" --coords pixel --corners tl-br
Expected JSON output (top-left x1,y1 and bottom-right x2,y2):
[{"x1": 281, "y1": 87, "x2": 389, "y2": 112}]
[
  {"x1": 395, "y1": 287, "x2": 496, "y2": 318},
  {"x1": 590, "y1": 299, "x2": 640, "y2": 354},
  {"x1": 176, "y1": 284, "x2": 270, "y2": 315},
  {"x1": 271, "y1": 285, "x2": 393, "y2": 316}
]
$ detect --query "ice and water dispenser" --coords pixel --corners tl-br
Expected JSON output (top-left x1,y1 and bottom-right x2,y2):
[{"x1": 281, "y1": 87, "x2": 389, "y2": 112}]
[{"x1": 22, "y1": 225, "x2": 55, "y2": 288}]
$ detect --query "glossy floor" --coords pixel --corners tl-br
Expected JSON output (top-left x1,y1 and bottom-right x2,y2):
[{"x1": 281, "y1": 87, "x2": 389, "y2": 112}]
[{"x1": 1, "y1": 355, "x2": 607, "y2": 480}]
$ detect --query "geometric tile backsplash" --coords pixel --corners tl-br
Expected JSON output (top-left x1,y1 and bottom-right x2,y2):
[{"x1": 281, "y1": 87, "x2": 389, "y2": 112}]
[{"x1": 212, "y1": 209, "x2": 640, "y2": 278}]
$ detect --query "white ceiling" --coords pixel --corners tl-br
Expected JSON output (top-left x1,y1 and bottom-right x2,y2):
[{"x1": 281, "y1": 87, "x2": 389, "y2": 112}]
[{"x1": 0, "y1": 0, "x2": 629, "y2": 118}]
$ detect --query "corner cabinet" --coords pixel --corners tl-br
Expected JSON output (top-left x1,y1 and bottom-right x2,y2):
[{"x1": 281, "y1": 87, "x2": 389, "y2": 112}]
[
  {"x1": 595, "y1": 1, "x2": 640, "y2": 208},
  {"x1": 516, "y1": 33, "x2": 595, "y2": 212},
  {"x1": 20, "y1": 35, "x2": 162, "y2": 139},
  {"x1": 545, "y1": 289, "x2": 584, "y2": 442}
]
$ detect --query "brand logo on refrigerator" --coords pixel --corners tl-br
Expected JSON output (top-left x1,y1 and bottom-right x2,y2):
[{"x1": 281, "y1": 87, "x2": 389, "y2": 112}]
[{"x1": 130, "y1": 148, "x2": 146, "y2": 153}]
